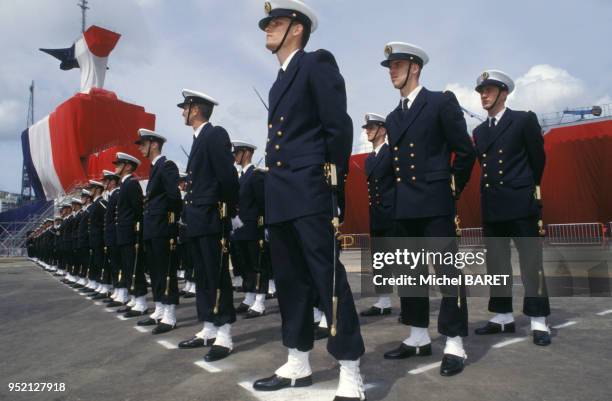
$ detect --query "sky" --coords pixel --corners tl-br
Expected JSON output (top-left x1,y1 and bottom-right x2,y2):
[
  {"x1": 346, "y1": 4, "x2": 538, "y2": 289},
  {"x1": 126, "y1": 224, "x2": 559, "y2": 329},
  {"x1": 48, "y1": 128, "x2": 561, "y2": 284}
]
[{"x1": 1, "y1": 0, "x2": 611, "y2": 194}]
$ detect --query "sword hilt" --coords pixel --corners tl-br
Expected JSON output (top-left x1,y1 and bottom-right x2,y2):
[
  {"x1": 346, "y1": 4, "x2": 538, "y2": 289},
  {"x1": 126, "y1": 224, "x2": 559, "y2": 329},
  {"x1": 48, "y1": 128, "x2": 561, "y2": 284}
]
[
  {"x1": 330, "y1": 296, "x2": 338, "y2": 337},
  {"x1": 213, "y1": 289, "x2": 221, "y2": 314}
]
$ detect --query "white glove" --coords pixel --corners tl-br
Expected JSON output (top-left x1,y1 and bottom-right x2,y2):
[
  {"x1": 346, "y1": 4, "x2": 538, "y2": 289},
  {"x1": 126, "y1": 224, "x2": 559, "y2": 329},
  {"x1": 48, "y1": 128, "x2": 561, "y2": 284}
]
[{"x1": 231, "y1": 216, "x2": 244, "y2": 231}]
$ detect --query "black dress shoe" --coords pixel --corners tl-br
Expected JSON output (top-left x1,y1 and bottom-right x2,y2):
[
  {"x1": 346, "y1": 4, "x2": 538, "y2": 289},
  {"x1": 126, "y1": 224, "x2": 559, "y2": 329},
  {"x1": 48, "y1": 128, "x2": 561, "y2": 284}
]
[
  {"x1": 314, "y1": 325, "x2": 329, "y2": 340},
  {"x1": 117, "y1": 305, "x2": 132, "y2": 313},
  {"x1": 183, "y1": 292, "x2": 196, "y2": 299},
  {"x1": 105, "y1": 301, "x2": 124, "y2": 308},
  {"x1": 124, "y1": 309, "x2": 148, "y2": 318},
  {"x1": 333, "y1": 396, "x2": 365, "y2": 401},
  {"x1": 360, "y1": 306, "x2": 392, "y2": 317},
  {"x1": 474, "y1": 321, "x2": 516, "y2": 335},
  {"x1": 440, "y1": 354, "x2": 465, "y2": 376},
  {"x1": 204, "y1": 345, "x2": 232, "y2": 362},
  {"x1": 152, "y1": 322, "x2": 176, "y2": 335},
  {"x1": 533, "y1": 330, "x2": 551, "y2": 346},
  {"x1": 102, "y1": 298, "x2": 115, "y2": 303},
  {"x1": 235, "y1": 302, "x2": 250, "y2": 314},
  {"x1": 383, "y1": 343, "x2": 432, "y2": 359},
  {"x1": 80, "y1": 287, "x2": 96, "y2": 293},
  {"x1": 92, "y1": 293, "x2": 110, "y2": 300},
  {"x1": 265, "y1": 293, "x2": 277, "y2": 299},
  {"x1": 137, "y1": 317, "x2": 159, "y2": 326},
  {"x1": 178, "y1": 336, "x2": 215, "y2": 349},
  {"x1": 179, "y1": 290, "x2": 187, "y2": 296},
  {"x1": 244, "y1": 309, "x2": 265, "y2": 319},
  {"x1": 253, "y1": 374, "x2": 312, "y2": 391}
]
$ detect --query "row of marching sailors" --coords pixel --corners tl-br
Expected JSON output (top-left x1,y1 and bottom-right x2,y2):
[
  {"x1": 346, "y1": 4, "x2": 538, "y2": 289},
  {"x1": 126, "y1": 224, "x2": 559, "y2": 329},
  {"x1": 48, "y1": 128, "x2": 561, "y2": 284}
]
[{"x1": 26, "y1": 129, "x2": 282, "y2": 338}]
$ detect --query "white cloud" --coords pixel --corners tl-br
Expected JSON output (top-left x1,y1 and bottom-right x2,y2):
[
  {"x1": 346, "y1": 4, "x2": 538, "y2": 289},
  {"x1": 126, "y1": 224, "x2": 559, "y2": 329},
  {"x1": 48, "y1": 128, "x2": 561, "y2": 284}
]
[{"x1": 510, "y1": 64, "x2": 587, "y2": 113}]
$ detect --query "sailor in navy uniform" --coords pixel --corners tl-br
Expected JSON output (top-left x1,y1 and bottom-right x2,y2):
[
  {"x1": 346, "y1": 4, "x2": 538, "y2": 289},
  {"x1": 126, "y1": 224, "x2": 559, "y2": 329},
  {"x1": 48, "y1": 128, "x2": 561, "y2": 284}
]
[
  {"x1": 67, "y1": 198, "x2": 84, "y2": 287},
  {"x1": 86, "y1": 180, "x2": 108, "y2": 298},
  {"x1": 175, "y1": 89, "x2": 240, "y2": 363},
  {"x1": 135, "y1": 129, "x2": 182, "y2": 334},
  {"x1": 110, "y1": 152, "x2": 146, "y2": 316},
  {"x1": 101, "y1": 170, "x2": 121, "y2": 304},
  {"x1": 254, "y1": 2, "x2": 365, "y2": 399},
  {"x1": 472, "y1": 70, "x2": 551, "y2": 346},
  {"x1": 57, "y1": 202, "x2": 73, "y2": 283},
  {"x1": 77, "y1": 189, "x2": 94, "y2": 292},
  {"x1": 230, "y1": 140, "x2": 269, "y2": 318},
  {"x1": 177, "y1": 172, "x2": 197, "y2": 299},
  {"x1": 360, "y1": 113, "x2": 396, "y2": 317},
  {"x1": 380, "y1": 42, "x2": 476, "y2": 376},
  {"x1": 51, "y1": 215, "x2": 62, "y2": 274}
]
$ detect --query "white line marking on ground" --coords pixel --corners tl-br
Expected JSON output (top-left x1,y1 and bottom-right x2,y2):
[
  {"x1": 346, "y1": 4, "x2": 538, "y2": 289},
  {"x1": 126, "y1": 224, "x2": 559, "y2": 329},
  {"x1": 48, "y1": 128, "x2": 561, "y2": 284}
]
[
  {"x1": 134, "y1": 326, "x2": 149, "y2": 333},
  {"x1": 238, "y1": 380, "x2": 337, "y2": 400},
  {"x1": 116, "y1": 315, "x2": 128, "y2": 321},
  {"x1": 156, "y1": 340, "x2": 176, "y2": 349},
  {"x1": 552, "y1": 321, "x2": 577, "y2": 329},
  {"x1": 596, "y1": 309, "x2": 612, "y2": 316},
  {"x1": 93, "y1": 301, "x2": 103, "y2": 306},
  {"x1": 408, "y1": 361, "x2": 442, "y2": 374},
  {"x1": 104, "y1": 308, "x2": 115, "y2": 313},
  {"x1": 194, "y1": 360, "x2": 222, "y2": 373},
  {"x1": 492, "y1": 337, "x2": 528, "y2": 348}
]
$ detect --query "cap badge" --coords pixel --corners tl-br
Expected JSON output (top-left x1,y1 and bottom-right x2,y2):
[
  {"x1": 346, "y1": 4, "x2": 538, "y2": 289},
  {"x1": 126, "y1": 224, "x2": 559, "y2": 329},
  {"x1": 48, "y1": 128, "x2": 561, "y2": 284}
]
[
  {"x1": 481, "y1": 71, "x2": 490, "y2": 80},
  {"x1": 264, "y1": 2, "x2": 272, "y2": 14},
  {"x1": 384, "y1": 45, "x2": 393, "y2": 57}
]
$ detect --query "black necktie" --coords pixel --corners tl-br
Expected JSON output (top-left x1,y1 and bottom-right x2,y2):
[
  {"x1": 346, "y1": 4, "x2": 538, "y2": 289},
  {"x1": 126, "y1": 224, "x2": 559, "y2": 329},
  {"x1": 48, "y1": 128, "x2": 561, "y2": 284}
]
[
  {"x1": 489, "y1": 117, "x2": 496, "y2": 128},
  {"x1": 401, "y1": 98, "x2": 410, "y2": 111},
  {"x1": 277, "y1": 68, "x2": 284, "y2": 81}
]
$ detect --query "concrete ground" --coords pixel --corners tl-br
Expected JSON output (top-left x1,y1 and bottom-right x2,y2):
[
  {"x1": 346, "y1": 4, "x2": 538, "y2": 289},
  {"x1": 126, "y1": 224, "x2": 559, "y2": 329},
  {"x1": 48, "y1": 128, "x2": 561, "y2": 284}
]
[{"x1": 1, "y1": 255, "x2": 611, "y2": 401}]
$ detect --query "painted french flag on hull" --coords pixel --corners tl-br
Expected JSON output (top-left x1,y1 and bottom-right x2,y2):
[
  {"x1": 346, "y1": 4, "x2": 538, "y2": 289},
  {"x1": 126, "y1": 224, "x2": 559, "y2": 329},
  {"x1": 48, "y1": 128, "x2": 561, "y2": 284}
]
[{"x1": 22, "y1": 26, "x2": 154, "y2": 201}]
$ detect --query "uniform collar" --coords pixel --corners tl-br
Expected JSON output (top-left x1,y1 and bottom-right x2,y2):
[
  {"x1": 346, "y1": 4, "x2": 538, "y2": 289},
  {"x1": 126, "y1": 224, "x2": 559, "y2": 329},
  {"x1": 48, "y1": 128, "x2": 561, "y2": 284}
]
[
  {"x1": 151, "y1": 154, "x2": 163, "y2": 166},
  {"x1": 194, "y1": 122, "x2": 209, "y2": 138},
  {"x1": 281, "y1": 49, "x2": 300, "y2": 71},
  {"x1": 401, "y1": 85, "x2": 423, "y2": 105},
  {"x1": 121, "y1": 173, "x2": 132, "y2": 183},
  {"x1": 373, "y1": 142, "x2": 385, "y2": 156},
  {"x1": 489, "y1": 107, "x2": 507, "y2": 125}
]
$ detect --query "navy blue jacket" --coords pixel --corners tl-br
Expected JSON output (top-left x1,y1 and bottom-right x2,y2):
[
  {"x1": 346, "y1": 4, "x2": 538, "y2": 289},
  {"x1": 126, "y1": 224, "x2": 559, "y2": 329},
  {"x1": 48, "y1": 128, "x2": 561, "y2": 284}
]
[
  {"x1": 231, "y1": 165, "x2": 265, "y2": 241},
  {"x1": 265, "y1": 49, "x2": 353, "y2": 224},
  {"x1": 365, "y1": 144, "x2": 395, "y2": 232},
  {"x1": 386, "y1": 88, "x2": 476, "y2": 219},
  {"x1": 71, "y1": 211, "x2": 82, "y2": 250},
  {"x1": 143, "y1": 156, "x2": 181, "y2": 240},
  {"x1": 104, "y1": 189, "x2": 119, "y2": 247},
  {"x1": 77, "y1": 206, "x2": 91, "y2": 249},
  {"x1": 116, "y1": 175, "x2": 144, "y2": 246},
  {"x1": 183, "y1": 123, "x2": 239, "y2": 238},
  {"x1": 88, "y1": 197, "x2": 106, "y2": 248},
  {"x1": 61, "y1": 215, "x2": 73, "y2": 251},
  {"x1": 473, "y1": 108, "x2": 545, "y2": 223}
]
